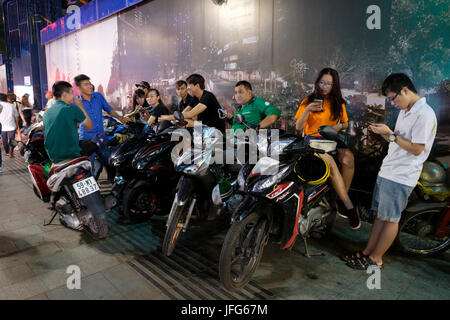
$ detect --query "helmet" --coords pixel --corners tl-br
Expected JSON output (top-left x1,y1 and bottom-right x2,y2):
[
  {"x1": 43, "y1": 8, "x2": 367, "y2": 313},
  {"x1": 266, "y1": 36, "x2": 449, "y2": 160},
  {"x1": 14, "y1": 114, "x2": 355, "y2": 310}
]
[
  {"x1": 420, "y1": 161, "x2": 447, "y2": 187},
  {"x1": 294, "y1": 154, "x2": 330, "y2": 185}
]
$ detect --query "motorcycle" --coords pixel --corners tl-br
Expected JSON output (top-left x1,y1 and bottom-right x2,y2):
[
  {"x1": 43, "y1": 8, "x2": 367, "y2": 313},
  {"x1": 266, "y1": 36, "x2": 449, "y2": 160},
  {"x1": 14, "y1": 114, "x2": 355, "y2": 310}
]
[
  {"x1": 28, "y1": 155, "x2": 109, "y2": 239},
  {"x1": 106, "y1": 121, "x2": 155, "y2": 213},
  {"x1": 120, "y1": 120, "x2": 179, "y2": 222},
  {"x1": 91, "y1": 115, "x2": 130, "y2": 182},
  {"x1": 395, "y1": 160, "x2": 450, "y2": 255},
  {"x1": 25, "y1": 122, "x2": 109, "y2": 239},
  {"x1": 162, "y1": 111, "x2": 242, "y2": 256},
  {"x1": 218, "y1": 124, "x2": 342, "y2": 291}
]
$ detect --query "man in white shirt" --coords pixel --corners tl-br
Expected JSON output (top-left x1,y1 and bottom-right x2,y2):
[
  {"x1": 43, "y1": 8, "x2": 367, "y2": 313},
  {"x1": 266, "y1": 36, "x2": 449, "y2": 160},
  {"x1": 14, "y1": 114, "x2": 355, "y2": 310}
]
[
  {"x1": 0, "y1": 93, "x2": 21, "y2": 161},
  {"x1": 344, "y1": 73, "x2": 437, "y2": 270},
  {"x1": 45, "y1": 91, "x2": 56, "y2": 110}
]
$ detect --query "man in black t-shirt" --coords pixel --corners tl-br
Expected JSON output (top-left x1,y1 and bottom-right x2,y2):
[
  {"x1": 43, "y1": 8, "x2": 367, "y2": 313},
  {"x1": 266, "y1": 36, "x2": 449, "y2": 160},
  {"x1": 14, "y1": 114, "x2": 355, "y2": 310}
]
[{"x1": 160, "y1": 74, "x2": 225, "y2": 133}]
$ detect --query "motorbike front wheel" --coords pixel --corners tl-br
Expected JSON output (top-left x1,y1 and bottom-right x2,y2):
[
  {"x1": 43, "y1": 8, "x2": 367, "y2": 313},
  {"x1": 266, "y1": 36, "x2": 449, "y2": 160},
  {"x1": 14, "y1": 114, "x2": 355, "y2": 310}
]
[
  {"x1": 219, "y1": 211, "x2": 269, "y2": 292},
  {"x1": 162, "y1": 199, "x2": 191, "y2": 256},
  {"x1": 395, "y1": 209, "x2": 449, "y2": 256}
]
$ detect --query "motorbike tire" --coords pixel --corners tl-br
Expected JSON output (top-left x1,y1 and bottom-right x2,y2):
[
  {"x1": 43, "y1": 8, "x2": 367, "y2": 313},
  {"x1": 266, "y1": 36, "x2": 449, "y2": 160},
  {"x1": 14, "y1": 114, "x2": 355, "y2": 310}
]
[
  {"x1": 122, "y1": 183, "x2": 156, "y2": 222},
  {"x1": 81, "y1": 192, "x2": 109, "y2": 240},
  {"x1": 395, "y1": 209, "x2": 449, "y2": 256},
  {"x1": 219, "y1": 211, "x2": 269, "y2": 292},
  {"x1": 85, "y1": 215, "x2": 109, "y2": 240},
  {"x1": 162, "y1": 200, "x2": 190, "y2": 256}
]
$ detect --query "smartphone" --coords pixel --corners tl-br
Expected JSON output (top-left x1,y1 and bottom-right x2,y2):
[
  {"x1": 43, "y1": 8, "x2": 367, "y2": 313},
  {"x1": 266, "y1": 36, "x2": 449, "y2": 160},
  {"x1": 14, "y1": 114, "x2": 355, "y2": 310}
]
[{"x1": 313, "y1": 99, "x2": 324, "y2": 112}]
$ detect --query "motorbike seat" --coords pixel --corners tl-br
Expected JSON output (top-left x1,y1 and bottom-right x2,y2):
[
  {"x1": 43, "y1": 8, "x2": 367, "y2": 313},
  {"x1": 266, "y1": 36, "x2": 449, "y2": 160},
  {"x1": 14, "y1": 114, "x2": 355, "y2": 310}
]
[{"x1": 49, "y1": 156, "x2": 90, "y2": 176}]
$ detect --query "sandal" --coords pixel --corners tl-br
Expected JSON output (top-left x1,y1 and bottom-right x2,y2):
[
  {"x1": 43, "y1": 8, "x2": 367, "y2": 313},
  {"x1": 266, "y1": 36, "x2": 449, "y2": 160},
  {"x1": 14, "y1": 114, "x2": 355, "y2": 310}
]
[
  {"x1": 346, "y1": 255, "x2": 383, "y2": 270},
  {"x1": 340, "y1": 250, "x2": 367, "y2": 262}
]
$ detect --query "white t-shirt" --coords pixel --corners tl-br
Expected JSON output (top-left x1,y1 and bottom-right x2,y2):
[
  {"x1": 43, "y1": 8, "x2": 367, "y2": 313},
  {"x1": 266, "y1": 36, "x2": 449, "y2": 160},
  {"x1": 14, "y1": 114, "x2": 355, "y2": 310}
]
[
  {"x1": 0, "y1": 101, "x2": 19, "y2": 131},
  {"x1": 46, "y1": 98, "x2": 56, "y2": 110},
  {"x1": 378, "y1": 97, "x2": 437, "y2": 187}
]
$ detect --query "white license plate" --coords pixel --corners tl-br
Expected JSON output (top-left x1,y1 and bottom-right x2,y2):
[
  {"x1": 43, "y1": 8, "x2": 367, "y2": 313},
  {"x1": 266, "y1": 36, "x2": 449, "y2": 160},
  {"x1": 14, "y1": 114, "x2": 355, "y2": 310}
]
[{"x1": 72, "y1": 176, "x2": 99, "y2": 198}]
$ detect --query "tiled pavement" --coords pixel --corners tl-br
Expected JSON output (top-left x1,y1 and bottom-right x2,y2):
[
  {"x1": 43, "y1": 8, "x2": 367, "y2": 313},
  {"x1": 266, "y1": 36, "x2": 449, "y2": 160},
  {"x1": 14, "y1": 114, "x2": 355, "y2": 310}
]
[{"x1": 0, "y1": 153, "x2": 449, "y2": 300}]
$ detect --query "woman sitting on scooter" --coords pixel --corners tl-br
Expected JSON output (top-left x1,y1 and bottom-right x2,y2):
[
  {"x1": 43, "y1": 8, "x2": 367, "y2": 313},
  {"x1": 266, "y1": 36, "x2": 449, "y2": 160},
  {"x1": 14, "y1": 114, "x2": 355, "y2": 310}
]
[
  {"x1": 294, "y1": 67, "x2": 360, "y2": 230},
  {"x1": 124, "y1": 89, "x2": 151, "y2": 123},
  {"x1": 145, "y1": 88, "x2": 171, "y2": 127}
]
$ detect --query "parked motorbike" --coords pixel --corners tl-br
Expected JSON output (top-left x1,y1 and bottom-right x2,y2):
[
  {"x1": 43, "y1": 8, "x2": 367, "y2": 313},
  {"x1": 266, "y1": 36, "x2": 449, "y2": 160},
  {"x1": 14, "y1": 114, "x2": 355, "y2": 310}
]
[
  {"x1": 25, "y1": 121, "x2": 109, "y2": 239},
  {"x1": 162, "y1": 111, "x2": 242, "y2": 256},
  {"x1": 218, "y1": 125, "x2": 342, "y2": 291},
  {"x1": 395, "y1": 160, "x2": 450, "y2": 255},
  {"x1": 106, "y1": 121, "x2": 155, "y2": 213},
  {"x1": 28, "y1": 154, "x2": 109, "y2": 239},
  {"x1": 120, "y1": 120, "x2": 179, "y2": 222}
]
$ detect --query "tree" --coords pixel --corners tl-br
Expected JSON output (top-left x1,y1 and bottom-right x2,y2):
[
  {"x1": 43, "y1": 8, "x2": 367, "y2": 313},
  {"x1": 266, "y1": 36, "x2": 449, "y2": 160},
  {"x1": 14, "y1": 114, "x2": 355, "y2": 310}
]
[{"x1": 388, "y1": 0, "x2": 450, "y2": 89}]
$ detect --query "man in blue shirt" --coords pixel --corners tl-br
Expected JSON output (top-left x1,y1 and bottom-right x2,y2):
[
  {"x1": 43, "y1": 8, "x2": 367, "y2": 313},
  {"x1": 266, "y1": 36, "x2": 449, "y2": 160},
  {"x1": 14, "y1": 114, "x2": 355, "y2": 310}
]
[{"x1": 75, "y1": 74, "x2": 124, "y2": 180}]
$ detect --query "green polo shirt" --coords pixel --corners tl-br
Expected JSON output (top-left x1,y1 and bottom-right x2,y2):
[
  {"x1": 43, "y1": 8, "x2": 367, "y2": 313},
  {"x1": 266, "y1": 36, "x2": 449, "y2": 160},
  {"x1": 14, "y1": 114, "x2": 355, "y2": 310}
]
[
  {"x1": 43, "y1": 100, "x2": 86, "y2": 164},
  {"x1": 231, "y1": 97, "x2": 281, "y2": 132}
]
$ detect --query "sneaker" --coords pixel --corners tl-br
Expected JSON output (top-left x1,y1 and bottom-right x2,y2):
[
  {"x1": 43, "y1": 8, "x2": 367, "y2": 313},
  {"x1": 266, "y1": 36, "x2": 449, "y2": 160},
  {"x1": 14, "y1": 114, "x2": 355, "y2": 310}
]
[
  {"x1": 0, "y1": 167, "x2": 2, "y2": 173},
  {"x1": 336, "y1": 200, "x2": 361, "y2": 230},
  {"x1": 348, "y1": 207, "x2": 361, "y2": 230},
  {"x1": 336, "y1": 200, "x2": 348, "y2": 219}
]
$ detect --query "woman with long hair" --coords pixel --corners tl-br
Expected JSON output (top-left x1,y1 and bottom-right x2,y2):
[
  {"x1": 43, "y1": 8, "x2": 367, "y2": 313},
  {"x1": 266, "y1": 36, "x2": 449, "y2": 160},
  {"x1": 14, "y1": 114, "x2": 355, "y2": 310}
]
[
  {"x1": 124, "y1": 89, "x2": 150, "y2": 123},
  {"x1": 295, "y1": 67, "x2": 359, "y2": 229},
  {"x1": 21, "y1": 94, "x2": 33, "y2": 127},
  {"x1": 145, "y1": 88, "x2": 170, "y2": 127}
]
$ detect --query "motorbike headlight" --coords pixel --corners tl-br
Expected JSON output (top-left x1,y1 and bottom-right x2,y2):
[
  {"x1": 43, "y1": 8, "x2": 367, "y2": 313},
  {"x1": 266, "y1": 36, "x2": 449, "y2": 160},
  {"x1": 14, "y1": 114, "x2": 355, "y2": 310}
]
[
  {"x1": 136, "y1": 149, "x2": 160, "y2": 170},
  {"x1": 251, "y1": 165, "x2": 291, "y2": 193},
  {"x1": 212, "y1": 184, "x2": 223, "y2": 206}
]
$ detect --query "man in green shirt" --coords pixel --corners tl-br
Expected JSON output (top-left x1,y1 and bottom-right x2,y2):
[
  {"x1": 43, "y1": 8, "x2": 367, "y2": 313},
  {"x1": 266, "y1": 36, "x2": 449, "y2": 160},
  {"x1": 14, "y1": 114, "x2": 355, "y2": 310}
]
[
  {"x1": 229, "y1": 81, "x2": 281, "y2": 132},
  {"x1": 43, "y1": 81, "x2": 93, "y2": 164}
]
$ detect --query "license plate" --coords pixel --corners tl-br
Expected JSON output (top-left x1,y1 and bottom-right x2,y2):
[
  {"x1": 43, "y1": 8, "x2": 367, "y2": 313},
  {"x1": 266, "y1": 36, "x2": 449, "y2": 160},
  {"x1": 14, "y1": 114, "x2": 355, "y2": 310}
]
[{"x1": 72, "y1": 176, "x2": 99, "y2": 198}]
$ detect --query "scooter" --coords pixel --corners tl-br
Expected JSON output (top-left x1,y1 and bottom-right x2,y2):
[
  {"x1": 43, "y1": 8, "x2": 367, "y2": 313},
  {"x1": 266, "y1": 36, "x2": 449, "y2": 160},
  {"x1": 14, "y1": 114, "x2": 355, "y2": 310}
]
[{"x1": 218, "y1": 124, "x2": 342, "y2": 291}]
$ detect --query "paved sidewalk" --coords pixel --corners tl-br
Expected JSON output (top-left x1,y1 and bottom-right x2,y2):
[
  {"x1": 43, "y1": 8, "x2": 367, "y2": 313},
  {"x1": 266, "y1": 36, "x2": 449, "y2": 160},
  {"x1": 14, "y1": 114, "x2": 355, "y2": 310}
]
[{"x1": 0, "y1": 154, "x2": 449, "y2": 300}]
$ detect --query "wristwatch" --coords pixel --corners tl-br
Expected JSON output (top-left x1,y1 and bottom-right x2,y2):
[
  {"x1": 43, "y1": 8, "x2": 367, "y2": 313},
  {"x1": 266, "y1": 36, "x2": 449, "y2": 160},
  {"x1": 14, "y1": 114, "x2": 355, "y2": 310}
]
[{"x1": 388, "y1": 133, "x2": 398, "y2": 143}]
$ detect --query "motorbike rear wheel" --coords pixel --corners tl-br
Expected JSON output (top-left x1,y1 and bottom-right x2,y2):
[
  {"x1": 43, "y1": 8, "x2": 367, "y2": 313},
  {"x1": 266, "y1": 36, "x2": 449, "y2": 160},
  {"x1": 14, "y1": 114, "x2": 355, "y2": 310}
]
[
  {"x1": 219, "y1": 212, "x2": 269, "y2": 292},
  {"x1": 395, "y1": 209, "x2": 449, "y2": 256},
  {"x1": 122, "y1": 184, "x2": 157, "y2": 222}
]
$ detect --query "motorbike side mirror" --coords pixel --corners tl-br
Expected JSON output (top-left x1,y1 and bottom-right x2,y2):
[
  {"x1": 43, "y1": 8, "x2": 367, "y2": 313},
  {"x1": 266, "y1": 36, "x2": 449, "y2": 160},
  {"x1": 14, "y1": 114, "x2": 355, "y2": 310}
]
[
  {"x1": 173, "y1": 111, "x2": 184, "y2": 122},
  {"x1": 235, "y1": 114, "x2": 246, "y2": 125},
  {"x1": 318, "y1": 126, "x2": 339, "y2": 140}
]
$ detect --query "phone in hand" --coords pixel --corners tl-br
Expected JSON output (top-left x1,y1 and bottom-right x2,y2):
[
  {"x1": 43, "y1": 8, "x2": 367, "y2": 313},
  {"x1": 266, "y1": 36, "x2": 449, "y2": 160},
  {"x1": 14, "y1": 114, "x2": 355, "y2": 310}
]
[{"x1": 313, "y1": 99, "x2": 324, "y2": 112}]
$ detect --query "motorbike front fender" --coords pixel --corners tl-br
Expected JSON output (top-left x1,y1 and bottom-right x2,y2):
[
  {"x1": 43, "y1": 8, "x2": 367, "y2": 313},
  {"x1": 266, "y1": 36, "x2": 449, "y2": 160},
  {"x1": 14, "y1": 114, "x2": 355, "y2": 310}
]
[
  {"x1": 231, "y1": 195, "x2": 259, "y2": 223},
  {"x1": 79, "y1": 191, "x2": 107, "y2": 220},
  {"x1": 175, "y1": 176, "x2": 194, "y2": 206}
]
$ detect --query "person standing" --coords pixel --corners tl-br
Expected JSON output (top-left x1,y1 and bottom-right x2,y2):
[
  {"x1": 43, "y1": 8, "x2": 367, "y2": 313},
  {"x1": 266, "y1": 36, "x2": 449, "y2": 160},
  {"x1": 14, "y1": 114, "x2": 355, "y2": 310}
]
[
  {"x1": 45, "y1": 91, "x2": 57, "y2": 110},
  {"x1": 7, "y1": 93, "x2": 26, "y2": 129},
  {"x1": 344, "y1": 73, "x2": 437, "y2": 270},
  {"x1": 0, "y1": 93, "x2": 21, "y2": 161},
  {"x1": 21, "y1": 94, "x2": 33, "y2": 127}
]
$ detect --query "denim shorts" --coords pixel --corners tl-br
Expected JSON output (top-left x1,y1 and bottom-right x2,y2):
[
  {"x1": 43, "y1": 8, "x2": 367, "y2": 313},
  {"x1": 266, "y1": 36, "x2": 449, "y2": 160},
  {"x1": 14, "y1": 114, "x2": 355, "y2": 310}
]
[{"x1": 371, "y1": 176, "x2": 415, "y2": 223}]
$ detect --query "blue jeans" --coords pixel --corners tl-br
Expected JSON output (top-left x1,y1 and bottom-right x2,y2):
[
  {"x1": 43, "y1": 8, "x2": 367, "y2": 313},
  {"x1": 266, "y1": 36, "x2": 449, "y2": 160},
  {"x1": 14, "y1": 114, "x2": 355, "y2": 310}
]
[{"x1": 90, "y1": 144, "x2": 112, "y2": 178}]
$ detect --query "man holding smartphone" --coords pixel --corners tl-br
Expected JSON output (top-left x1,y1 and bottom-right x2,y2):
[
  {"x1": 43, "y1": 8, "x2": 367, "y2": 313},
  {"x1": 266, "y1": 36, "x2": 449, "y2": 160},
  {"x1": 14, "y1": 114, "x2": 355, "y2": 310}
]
[{"x1": 344, "y1": 73, "x2": 437, "y2": 270}]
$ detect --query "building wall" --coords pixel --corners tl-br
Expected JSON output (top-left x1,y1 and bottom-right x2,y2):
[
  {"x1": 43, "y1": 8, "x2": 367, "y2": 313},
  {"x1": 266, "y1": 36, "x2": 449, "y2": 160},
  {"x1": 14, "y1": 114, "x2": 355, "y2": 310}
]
[{"x1": 43, "y1": 0, "x2": 449, "y2": 198}]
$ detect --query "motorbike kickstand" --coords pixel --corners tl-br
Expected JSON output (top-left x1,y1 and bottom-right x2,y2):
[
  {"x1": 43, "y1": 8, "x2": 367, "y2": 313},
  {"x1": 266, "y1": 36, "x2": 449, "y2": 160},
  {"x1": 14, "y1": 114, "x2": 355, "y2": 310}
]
[
  {"x1": 302, "y1": 236, "x2": 325, "y2": 258},
  {"x1": 43, "y1": 211, "x2": 58, "y2": 226}
]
